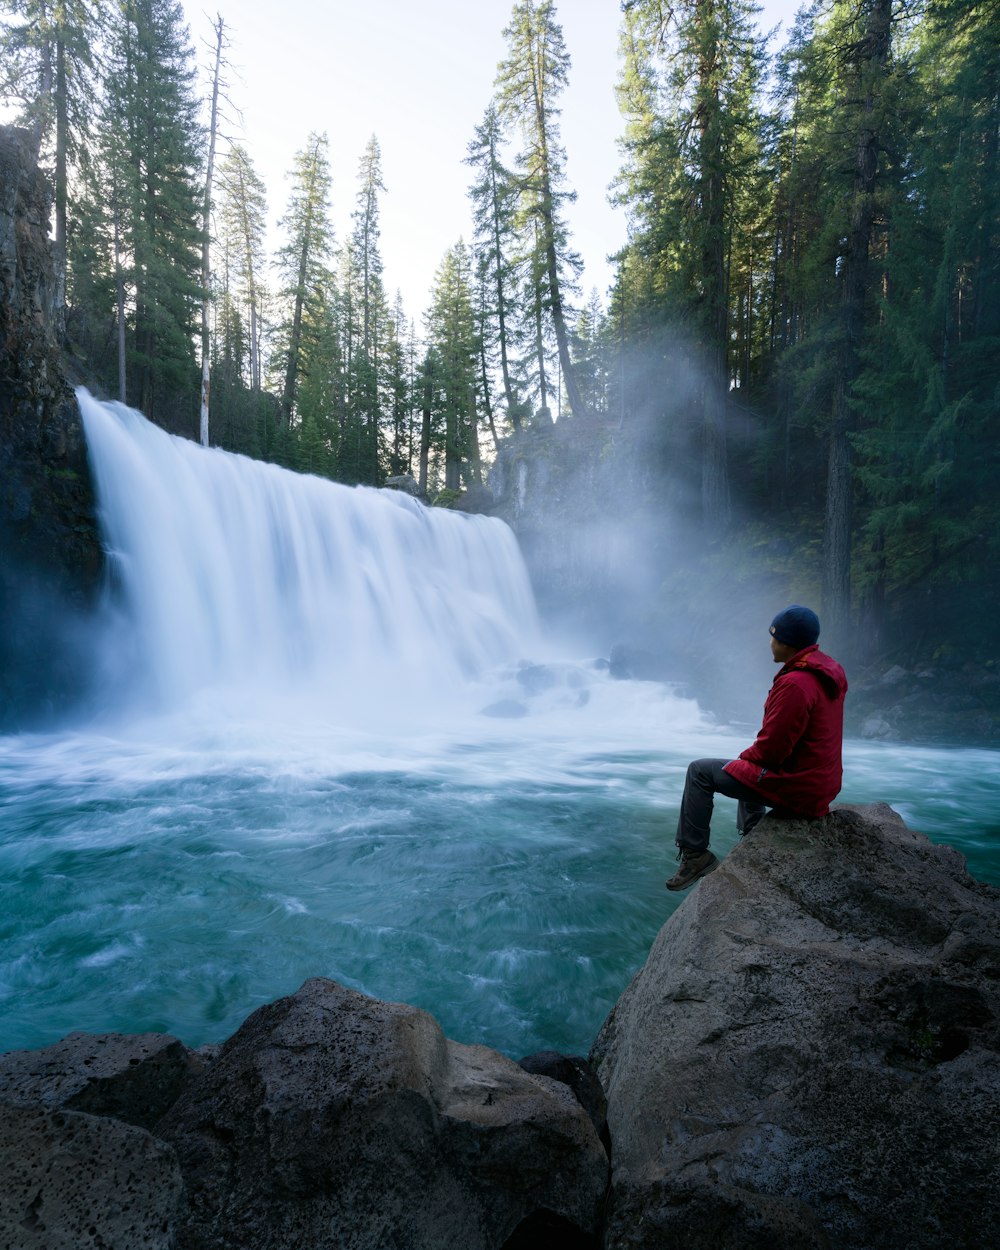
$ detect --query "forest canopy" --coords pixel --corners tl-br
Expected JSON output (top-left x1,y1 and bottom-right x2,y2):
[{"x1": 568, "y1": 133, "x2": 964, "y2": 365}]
[{"x1": 1, "y1": 0, "x2": 998, "y2": 663}]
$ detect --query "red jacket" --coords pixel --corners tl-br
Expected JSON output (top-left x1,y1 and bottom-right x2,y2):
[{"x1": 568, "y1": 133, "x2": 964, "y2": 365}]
[{"x1": 723, "y1": 645, "x2": 848, "y2": 818}]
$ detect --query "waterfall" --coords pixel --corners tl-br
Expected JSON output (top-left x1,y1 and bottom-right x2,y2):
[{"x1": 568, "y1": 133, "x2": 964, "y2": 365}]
[{"x1": 77, "y1": 390, "x2": 539, "y2": 717}]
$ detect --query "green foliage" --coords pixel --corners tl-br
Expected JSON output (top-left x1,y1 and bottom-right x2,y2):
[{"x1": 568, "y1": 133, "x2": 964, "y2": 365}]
[
  {"x1": 424, "y1": 240, "x2": 481, "y2": 491},
  {"x1": 605, "y1": 0, "x2": 1000, "y2": 660},
  {"x1": 2, "y1": 0, "x2": 997, "y2": 663},
  {"x1": 494, "y1": 0, "x2": 586, "y2": 418},
  {"x1": 94, "y1": 0, "x2": 204, "y2": 425}
]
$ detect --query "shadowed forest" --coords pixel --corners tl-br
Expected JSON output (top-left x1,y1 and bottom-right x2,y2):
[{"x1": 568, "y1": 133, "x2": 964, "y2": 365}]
[{"x1": 2, "y1": 0, "x2": 998, "y2": 666}]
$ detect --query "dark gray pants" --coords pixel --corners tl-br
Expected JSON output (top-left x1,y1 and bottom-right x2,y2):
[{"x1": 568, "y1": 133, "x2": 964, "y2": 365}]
[{"x1": 676, "y1": 757, "x2": 767, "y2": 853}]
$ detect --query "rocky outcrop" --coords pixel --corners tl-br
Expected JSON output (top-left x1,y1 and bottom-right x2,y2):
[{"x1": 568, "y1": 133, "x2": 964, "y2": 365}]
[
  {"x1": 591, "y1": 803, "x2": 1000, "y2": 1250},
  {"x1": 0, "y1": 979, "x2": 608, "y2": 1250},
  {"x1": 0, "y1": 124, "x2": 102, "y2": 729},
  {"x1": 848, "y1": 661, "x2": 1000, "y2": 744}
]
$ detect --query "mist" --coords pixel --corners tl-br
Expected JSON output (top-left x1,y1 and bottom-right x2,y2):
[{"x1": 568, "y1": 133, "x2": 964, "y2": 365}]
[{"x1": 488, "y1": 338, "x2": 814, "y2": 735}]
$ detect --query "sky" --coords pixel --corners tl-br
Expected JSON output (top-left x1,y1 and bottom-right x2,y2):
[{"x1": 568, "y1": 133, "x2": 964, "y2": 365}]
[{"x1": 183, "y1": 0, "x2": 803, "y2": 323}]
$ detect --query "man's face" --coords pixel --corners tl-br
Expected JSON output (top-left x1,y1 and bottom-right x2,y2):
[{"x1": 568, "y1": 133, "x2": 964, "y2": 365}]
[{"x1": 770, "y1": 633, "x2": 797, "y2": 664}]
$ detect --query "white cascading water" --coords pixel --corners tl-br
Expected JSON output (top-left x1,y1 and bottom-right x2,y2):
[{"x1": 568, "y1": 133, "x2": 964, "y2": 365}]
[{"x1": 78, "y1": 389, "x2": 540, "y2": 718}]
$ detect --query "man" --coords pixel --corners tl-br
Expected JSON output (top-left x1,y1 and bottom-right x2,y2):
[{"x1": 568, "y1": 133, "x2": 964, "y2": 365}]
[{"x1": 666, "y1": 604, "x2": 848, "y2": 892}]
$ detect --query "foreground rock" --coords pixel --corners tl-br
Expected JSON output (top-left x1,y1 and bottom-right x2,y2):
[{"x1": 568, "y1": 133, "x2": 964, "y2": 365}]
[
  {"x1": 592, "y1": 803, "x2": 1000, "y2": 1250},
  {"x1": 0, "y1": 979, "x2": 608, "y2": 1250},
  {"x1": 156, "y1": 978, "x2": 607, "y2": 1250}
]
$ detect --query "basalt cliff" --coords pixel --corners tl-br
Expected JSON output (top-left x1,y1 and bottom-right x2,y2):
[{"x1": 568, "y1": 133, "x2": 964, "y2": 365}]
[
  {"x1": 0, "y1": 125, "x2": 101, "y2": 728},
  {"x1": 1, "y1": 804, "x2": 997, "y2": 1249}
]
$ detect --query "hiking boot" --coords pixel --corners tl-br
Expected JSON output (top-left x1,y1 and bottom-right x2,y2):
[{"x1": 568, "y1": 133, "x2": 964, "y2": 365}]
[{"x1": 665, "y1": 848, "x2": 718, "y2": 892}]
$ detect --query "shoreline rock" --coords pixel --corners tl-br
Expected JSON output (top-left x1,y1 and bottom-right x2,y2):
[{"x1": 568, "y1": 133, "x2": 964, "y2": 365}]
[
  {"x1": 0, "y1": 979, "x2": 608, "y2": 1250},
  {"x1": 592, "y1": 803, "x2": 1000, "y2": 1249}
]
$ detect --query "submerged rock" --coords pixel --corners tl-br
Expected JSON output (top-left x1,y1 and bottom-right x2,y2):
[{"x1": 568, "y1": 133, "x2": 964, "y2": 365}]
[
  {"x1": 481, "y1": 698, "x2": 530, "y2": 718},
  {"x1": 384, "y1": 473, "x2": 422, "y2": 497},
  {"x1": 591, "y1": 803, "x2": 1000, "y2": 1250}
]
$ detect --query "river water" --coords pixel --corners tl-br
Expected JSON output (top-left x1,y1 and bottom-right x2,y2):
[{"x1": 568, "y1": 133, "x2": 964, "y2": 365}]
[{"x1": 1, "y1": 394, "x2": 996, "y2": 1060}]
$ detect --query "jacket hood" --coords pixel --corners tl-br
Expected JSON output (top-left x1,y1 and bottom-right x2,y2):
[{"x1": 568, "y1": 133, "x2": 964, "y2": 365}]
[{"x1": 779, "y1": 644, "x2": 848, "y2": 698}]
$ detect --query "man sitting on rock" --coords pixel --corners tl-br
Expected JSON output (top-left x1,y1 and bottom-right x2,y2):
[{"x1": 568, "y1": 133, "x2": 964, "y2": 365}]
[{"x1": 666, "y1": 605, "x2": 848, "y2": 891}]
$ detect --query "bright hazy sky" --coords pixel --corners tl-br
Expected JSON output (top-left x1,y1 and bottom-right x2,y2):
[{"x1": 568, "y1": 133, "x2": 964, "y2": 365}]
[{"x1": 183, "y1": 0, "x2": 802, "y2": 322}]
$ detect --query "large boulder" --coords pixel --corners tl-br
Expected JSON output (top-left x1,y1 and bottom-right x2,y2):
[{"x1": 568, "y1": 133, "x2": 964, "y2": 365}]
[
  {"x1": 156, "y1": 977, "x2": 608, "y2": 1250},
  {"x1": 591, "y1": 803, "x2": 1000, "y2": 1250}
]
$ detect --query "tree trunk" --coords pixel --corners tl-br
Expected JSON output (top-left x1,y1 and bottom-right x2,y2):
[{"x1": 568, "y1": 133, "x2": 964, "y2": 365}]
[
  {"x1": 479, "y1": 335, "x2": 500, "y2": 451},
  {"x1": 114, "y1": 200, "x2": 127, "y2": 403},
  {"x1": 200, "y1": 17, "x2": 225, "y2": 446},
  {"x1": 419, "y1": 369, "x2": 432, "y2": 495},
  {"x1": 695, "y1": 0, "x2": 731, "y2": 533},
  {"x1": 822, "y1": 0, "x2": 893, "y2": 643},
  {"x1": 488, "y1": 146, "x2": 520, "y2": 430},
  {"x1": 54, "y1": 30, "x2": 67, "y2": 327}
]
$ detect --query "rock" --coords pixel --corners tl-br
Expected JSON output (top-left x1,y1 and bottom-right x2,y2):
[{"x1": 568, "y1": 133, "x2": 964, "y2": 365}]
[
  {"x1": 0, "y1": 1103, "x2": 185, "y2": 1250},
  {"x1": 591, "y1": 804, "x2": 1000, "y2": 1250},
  {"x1": 384, "y1": 473, "x2": 422, "y2": 497},
  {"x1": 518, "y1": 1050, "x2": 609, "y2": 1153},
  {"x1": 517, "y1": 663, "x2": 558, "y2": 695},
  {"x1": 481, "y1": 698, "x2": 530, "y2": 718},
  {"x1": 608, "y1": 643, "x2": 672, "y2": 682},
  {"x1": 156, "y1": 977, "x2": 608, "y2": 1250},
  {"x1": 448, "y1": 482, "x2": 495, "y2": 514},
  {"x1": 0, "y1": 1030, "x2": 203, "y2": 1131},
  {"x1": 861, "y1": 713, "x2": 892, "y2": 739}
]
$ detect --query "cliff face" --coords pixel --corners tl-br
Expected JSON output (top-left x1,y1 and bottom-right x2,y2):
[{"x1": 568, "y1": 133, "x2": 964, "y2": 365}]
[{"x1": 0, "y1": 125, "x2": 102, "y2": 728}]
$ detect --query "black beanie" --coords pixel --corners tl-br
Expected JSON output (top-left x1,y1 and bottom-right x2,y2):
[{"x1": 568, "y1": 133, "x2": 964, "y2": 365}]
[{"x1": 770, "y1": 605, "x2": 820, "y2": 649}]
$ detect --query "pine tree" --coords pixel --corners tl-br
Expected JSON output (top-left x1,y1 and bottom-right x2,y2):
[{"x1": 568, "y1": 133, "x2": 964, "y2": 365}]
[
  {"x1": 496, "y1": 0, "x2": 586, "y2": 418},
  {"x1": 384, "y1": 292, "x2": 414, "y2": 477},
  {"x1": 572, "y1": 289, "x2": 611, "y2": 416},
  {"x1": 273, "y1": 131, "x2": 334, "y2": 430},
  {"x1": 613, "y1": 0, "x2": 767, "y2": 532},
  {"x1": 425, "y1": 241, "x2": 480, "y2": 491},
  {"x1": 217, "y1": 142, "x2": 268, "y2": 394},
  {"x1": 197, "y1": 13, "x2": 228, "y2": 446},
  {"x1": 98, "y1": 0, "x2": 205, "y2": 424},
  {"x1": 768, "y1": 0, "x2": 899, "y2": 643},
  {"x1": 846, "y1": 0, "x2": 1000, "y2": 653},
  {"x1": 345, "y1": 135, "x2": 389, "y2": 484},
  {"x1": 466, "y1": 101, "x2": 527, "y2": 431}
]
